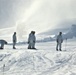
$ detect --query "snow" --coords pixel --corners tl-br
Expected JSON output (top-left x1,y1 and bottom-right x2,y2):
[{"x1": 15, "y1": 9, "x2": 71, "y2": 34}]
[
  {"x1": 0, "y1": 41, "x2": 76, "y2": 75},
  {"x1": 0, "y1": 0, "x2": 76, "y2": 74}
]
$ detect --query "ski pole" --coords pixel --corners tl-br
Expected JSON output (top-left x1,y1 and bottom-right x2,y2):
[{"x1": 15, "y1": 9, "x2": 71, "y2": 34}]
[
  {"x1": 65, "y1": 38, "x2": 67, "y2": 51},
  {"x1": 3, "y1": 64, "x2": 5, "y2": 75}
]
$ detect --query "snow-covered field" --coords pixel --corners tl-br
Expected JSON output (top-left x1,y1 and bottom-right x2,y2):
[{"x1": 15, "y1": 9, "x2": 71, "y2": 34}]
[
  {"x1": 0, "y1": 40, "x2": 76, "y2": 75},
  {"x1": 0, "y1": 0, "x2": 76, "y2": 74}
]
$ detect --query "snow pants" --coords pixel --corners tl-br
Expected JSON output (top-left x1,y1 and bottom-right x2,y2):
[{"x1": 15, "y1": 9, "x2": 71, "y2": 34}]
[
  {"x1": 56, "y1": 43, "x2": 62, "y2": 50},
  {"x1": 28, "y1": 42, "x2": 35, "y2": 49},
  {"x1": 13, "y1": 42, "x2": 16, "y2": 48}
]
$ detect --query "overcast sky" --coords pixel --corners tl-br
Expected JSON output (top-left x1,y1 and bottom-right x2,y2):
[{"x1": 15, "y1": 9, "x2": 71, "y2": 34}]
[{"x1": 0, "y1": 0, "x2": 76, "y2": 33}]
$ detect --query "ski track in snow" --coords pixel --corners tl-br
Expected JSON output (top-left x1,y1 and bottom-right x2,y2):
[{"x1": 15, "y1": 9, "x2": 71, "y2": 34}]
[
  {"x1": 39, "y1": 54, "x2": 73, "y2": 75},
  {"x1": 0, "y1": 41, "x2": 76, "y2": 75}
]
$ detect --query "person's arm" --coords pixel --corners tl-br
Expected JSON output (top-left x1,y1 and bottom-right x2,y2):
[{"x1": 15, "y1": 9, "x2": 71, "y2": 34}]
[
  {"x1": 34, "y1": 36, "x2": 36, "y2": 43},
  {"x1": 61, "y1": 36, "x2": 63, "y2": 43},
  {"x1": 56, "y1": 36, "x2": 58, "y2": 43},
  {"x1": 15, "y1": 36, "x2": 17, "y2": 42},
  {"x1": 28, "y1": 35, "x2": 30, "y2": 44}
]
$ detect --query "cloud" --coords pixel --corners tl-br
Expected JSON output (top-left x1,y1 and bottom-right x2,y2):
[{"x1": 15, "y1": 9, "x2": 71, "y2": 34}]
[{"x1": 0, "y1": 0, "x2": 76, "y2": 33}]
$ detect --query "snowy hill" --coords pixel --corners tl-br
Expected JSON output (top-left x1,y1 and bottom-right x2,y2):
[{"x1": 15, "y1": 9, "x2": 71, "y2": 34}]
[{"x1": 0, "y1": 41, "x2": 76, "y2": 75}]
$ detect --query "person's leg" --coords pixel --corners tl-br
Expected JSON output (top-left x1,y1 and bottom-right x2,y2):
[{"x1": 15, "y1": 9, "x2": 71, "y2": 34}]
[
  {"x1": 13, "y1": 42, "x2": 14, "y2": 48},
  {"x1": 59, "y1": 43, "x2": 62, "y2": 51},
  {"x1": 32, "y1": 43, "x2": 36, "y2": 49},
  {"x1": 13, "y1": 42, "x2": 16, "y2": 49},
  {"x1": 28, "y1": 42, "x2": 31, "y2": 49},
  {"x1": 56, "y1": 43, "x2": 58, "y2": 51}
]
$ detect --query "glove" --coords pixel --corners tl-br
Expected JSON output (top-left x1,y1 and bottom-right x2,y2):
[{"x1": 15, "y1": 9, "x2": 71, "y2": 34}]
[
  {"x1": 33, "y1": 41, "x2": 35, "y2": 43},
  {"x1": 28, "y1": 42, "x2": 29, "y2": 44},
  {"x1": 56, "y1": 40, "x2": 58, "y2": 43}
]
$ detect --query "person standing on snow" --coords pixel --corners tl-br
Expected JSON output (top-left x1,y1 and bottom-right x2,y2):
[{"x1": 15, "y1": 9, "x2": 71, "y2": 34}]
[
  {"x1": 28, "y1": 31, "x2": 36, "y2": 49},
  {"x1": 56, "y1": 32, "x2": 63, "y2": 51},
  {"x1": 13, "y1": 32, "x2": 17, "y2": 49}
]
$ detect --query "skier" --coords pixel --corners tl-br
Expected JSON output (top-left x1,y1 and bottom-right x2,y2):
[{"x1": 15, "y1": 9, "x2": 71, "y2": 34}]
[
  {"x1": 56, "y1": 32, "x2": 63, "y2": 51},
  {"x1": 13, "y1": 32, "x2": 17, "y2": 49},
  {"x1": 28, "y1": 31, "x2": 36, "y2": 49},
  {"x1": 0, "y1": 40, "x2": 7, "y2": 49}
]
